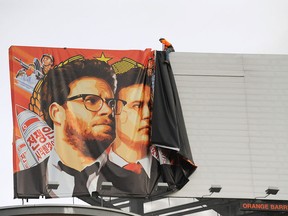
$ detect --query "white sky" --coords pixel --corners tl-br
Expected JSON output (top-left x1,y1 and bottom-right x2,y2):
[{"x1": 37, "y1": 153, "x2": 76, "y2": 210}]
[{"x1": 1, "y1": 0, "x2": 288, "y2": 214}]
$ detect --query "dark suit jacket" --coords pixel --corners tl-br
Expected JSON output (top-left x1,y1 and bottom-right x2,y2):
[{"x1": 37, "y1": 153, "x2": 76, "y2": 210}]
[
  {"x1": 14, "y1": 158, "x2": 48, "y2": 198},
  {"x1": 99, "y1": 157, "x2": 162, "y2": 197},
  {"x1": 14, "y1": 154, "x2": 188, "y2": 198},
  {"x1": 14, "y1": 157, "x2": 101, "y2": 198}
]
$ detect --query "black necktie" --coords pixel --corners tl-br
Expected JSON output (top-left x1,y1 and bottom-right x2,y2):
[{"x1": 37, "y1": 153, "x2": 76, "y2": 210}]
[{"x1": 58, "y1": 161, "x2": 99, "y2": 196}]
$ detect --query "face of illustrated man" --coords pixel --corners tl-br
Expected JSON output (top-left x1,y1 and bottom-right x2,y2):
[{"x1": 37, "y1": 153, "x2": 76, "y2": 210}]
[
  {"x1": 116, "y1": 84, "x2": 151, "y2": 150},
  {"x1": 54, "y1": 77, "x2": 115, "y2": 159}
]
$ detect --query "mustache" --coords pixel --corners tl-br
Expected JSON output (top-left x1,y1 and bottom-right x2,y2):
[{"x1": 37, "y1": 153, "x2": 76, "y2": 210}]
[
  {"x1": 138, "y1": 124, "x2": 150, "y2": 131},
  {"x1": 91, "y1": 116, "x2": 114, "y2": 126}
]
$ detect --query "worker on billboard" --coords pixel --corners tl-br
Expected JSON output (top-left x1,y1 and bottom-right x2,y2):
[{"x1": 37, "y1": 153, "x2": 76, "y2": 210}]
[
  {"x1": 159, "y1": 38, "x2": 175, "y2": 63},
  {"x1": 14, "y1": 58, "x2": 124, "y2": 198},
  {"x1": 101, "y1": 67, "x2": 161, "y2": 195}
]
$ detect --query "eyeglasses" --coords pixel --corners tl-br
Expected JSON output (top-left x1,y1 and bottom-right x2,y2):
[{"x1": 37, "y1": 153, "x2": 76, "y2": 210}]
[{"x1": 66, "y1": 94, "x2": 127, "y2": 115}]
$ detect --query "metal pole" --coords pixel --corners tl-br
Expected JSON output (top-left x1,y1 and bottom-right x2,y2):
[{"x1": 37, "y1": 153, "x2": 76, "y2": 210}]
[{"x1": 129, "y1": 198, "x2": 144, "y2": 215}]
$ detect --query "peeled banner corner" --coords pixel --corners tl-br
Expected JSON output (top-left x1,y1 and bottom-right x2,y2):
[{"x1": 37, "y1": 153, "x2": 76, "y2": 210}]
[{"x1": 151, "y1": 51, "x2": 197, "y2": 191}]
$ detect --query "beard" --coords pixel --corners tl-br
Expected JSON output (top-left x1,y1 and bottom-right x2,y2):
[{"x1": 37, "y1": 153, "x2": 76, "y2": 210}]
[{"x1": 63, "y1": 113, "x2": 115, "y2": 159}]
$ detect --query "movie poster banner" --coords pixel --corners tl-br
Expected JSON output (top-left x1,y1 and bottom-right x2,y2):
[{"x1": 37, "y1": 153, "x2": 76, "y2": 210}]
[{"x1": 10, "y1": 46, "x2": 196, "y2": 199}]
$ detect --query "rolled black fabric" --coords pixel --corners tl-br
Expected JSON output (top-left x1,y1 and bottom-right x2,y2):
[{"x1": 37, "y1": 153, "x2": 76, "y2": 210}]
[{"x1": 151, "y1": 51, "x2": 197, "y2": 187}]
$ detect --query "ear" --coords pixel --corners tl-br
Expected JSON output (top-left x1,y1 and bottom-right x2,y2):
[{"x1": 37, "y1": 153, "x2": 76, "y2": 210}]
[{"x1": 49, "y1": 102, "x2": 65, "y2": 126}]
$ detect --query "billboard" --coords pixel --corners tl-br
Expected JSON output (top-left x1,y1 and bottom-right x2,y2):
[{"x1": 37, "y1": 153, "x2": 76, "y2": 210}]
[
  {"x1": 169, "y1": 52, "x2": 288, "y2": 200},
  {"x1": 10, "y1": 46, "x2": 196, "y2": 199}
]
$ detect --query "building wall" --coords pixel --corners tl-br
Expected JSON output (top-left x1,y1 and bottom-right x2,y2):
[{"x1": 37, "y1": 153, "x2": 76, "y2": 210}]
[{"x1": 169, "y1": 52, "x2": 288, "y2": 200}]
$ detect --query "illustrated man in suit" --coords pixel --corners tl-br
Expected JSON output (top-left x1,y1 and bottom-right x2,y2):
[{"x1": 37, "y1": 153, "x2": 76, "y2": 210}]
[
  {"x1": 14, "y1": 58, "x2": 126, "y2": 198},
  {"x1": 101, "y1": 67, "x2": 161, "y2": 195}
]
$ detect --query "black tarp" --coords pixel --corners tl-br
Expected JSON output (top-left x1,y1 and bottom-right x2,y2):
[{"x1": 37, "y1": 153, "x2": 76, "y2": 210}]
[{"x1": 151, "y1": 51, "x2": 197, "y2": 189}]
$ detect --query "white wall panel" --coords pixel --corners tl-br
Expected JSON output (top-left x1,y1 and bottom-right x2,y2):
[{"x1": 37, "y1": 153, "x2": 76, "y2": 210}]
[{"x1": 169, "y1": 52, "x2": 288, "y2": 200}]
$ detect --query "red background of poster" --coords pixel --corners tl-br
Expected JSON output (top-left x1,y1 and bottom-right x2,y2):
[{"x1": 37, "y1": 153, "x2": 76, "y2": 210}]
[{"x1": 10, "y1": 46, "x2": 153, "y2": 173}]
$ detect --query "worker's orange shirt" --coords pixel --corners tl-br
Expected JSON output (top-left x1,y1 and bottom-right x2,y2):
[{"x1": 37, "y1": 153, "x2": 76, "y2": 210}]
[{"x1": 160, "y1": 39, "x2": 172, "y2": 48}]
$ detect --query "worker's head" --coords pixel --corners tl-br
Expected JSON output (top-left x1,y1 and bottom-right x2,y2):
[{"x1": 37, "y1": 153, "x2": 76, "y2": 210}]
[
  {"x1": 115, "y1": 67, "x2": 152, "y2": 151},
  {"x1": 159, "y1": 38, "x2": 165, "y2": 42}
]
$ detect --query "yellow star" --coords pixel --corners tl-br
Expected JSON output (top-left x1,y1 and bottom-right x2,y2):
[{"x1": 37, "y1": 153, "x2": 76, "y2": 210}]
[{"x1": 95, "y1": 52, "x2": 112, "y2": 63}]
